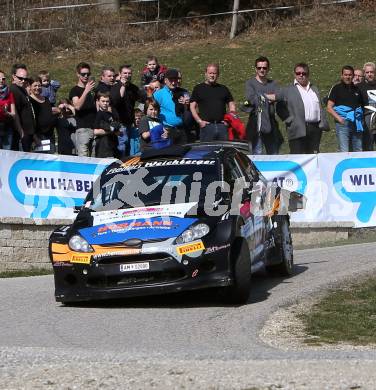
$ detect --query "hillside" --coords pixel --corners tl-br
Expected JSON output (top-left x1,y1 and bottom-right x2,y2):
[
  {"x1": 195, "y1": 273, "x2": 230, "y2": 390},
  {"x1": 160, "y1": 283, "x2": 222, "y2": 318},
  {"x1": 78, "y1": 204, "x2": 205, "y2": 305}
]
[{"x1": 1, "y1": 7, "x2": 375, "y2": 153}]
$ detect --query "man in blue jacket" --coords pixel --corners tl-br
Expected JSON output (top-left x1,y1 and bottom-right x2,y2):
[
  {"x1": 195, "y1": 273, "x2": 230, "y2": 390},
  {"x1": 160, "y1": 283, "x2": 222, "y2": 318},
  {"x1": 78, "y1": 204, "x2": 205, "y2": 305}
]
[{"x1": 153, "y1": 68, "x2": 186, "y2": 145}]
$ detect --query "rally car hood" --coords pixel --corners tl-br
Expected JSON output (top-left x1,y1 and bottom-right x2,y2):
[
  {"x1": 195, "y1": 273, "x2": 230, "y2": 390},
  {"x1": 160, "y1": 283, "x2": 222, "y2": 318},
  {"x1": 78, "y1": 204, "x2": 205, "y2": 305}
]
[{"x1": 77, "y1": 202, "x2": 215, "y2": 245}]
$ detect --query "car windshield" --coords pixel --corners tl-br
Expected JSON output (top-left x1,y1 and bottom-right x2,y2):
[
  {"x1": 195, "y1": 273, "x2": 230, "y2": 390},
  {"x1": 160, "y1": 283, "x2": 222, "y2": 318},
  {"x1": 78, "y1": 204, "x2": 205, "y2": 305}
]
[{"x1": 86, "y1": 159, "x2": 221, "y2": 212}]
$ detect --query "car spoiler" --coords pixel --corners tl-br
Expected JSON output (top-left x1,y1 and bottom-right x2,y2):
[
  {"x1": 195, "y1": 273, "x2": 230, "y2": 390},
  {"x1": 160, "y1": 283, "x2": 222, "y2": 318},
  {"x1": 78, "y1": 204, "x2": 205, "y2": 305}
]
[
  {"x1": 186, "y1": 141, "x2": 251, "y2": 153},
  {"x1": 265, "y1": 184, "x2": 306, "y2": 215},
  {"x1": 280, "y1": 188, "x2": 306, "y2": 212}
]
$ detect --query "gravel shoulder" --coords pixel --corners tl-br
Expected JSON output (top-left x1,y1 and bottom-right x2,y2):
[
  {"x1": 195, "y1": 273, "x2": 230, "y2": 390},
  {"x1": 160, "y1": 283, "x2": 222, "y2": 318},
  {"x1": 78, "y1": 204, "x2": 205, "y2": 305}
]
[{"x1": 2, "y1": 347, "x2": 376, "y2": 390}]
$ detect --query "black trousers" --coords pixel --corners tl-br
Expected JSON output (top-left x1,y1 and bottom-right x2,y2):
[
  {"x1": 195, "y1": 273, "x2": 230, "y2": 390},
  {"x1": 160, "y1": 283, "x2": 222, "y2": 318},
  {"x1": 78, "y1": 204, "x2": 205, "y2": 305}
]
[
  {"x1": 168, "y1": 127, "x2": 187, "y2": 145},
  {"x1": 289, "y1": 123, "x2": 322, "y2": 154}
]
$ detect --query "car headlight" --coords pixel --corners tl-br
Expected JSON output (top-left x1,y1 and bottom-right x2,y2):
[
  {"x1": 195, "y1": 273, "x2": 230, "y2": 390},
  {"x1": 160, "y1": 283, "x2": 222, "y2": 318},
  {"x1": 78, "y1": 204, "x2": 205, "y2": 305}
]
[
  {"x1": 176, "y1": 223, "x2": 210, "y2": 245},
  {"x1": 68, "y1": 235, "x2": 93, "y2": 252}
]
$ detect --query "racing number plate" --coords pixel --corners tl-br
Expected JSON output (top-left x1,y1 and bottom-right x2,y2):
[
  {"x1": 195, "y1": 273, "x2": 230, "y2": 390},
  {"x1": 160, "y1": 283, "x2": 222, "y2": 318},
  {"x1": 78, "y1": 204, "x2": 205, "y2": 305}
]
[{"x1": 119, "y1": 262, "x2": 150, "y2": 272}]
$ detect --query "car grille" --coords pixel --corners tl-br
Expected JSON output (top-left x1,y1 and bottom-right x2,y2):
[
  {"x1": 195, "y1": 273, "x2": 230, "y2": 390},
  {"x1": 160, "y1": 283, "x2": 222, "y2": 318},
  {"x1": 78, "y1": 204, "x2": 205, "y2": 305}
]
[
  {"x1": 94, "y1": 253, "x2": 172, "y2": 265},
  {"x1": 87, "y1": 269, "x2": 185, "y2": 288}
]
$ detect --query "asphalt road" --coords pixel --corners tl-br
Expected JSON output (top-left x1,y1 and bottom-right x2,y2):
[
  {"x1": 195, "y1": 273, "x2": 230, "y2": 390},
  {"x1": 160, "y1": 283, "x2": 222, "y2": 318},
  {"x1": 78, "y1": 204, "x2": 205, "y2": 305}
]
[{"x1": 1, "y1": 242, "x2": 376, "y2": 389}]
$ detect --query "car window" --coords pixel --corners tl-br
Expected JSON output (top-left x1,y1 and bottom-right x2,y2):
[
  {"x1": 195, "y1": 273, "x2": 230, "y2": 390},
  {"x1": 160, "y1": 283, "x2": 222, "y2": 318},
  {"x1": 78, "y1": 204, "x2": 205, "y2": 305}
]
[
  {"x1": 86, "y1": 161, "x2": 221, "y2": 211},
  {"x1": 235, "y1": 152, "x2": 260, "y2": 183},
  {"x1": 224, "y1": 155, "x2": 243, "y2": 184}
]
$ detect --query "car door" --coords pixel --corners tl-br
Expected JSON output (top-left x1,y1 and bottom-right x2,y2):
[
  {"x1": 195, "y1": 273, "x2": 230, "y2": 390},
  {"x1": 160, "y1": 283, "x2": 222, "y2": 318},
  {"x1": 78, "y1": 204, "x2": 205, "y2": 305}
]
[
  {"x1": 234, "y1": 152, "x2": 268, "y2": 261},
  {"x1": 223, "y1": 152, "x2": 256, "y2": 263}
]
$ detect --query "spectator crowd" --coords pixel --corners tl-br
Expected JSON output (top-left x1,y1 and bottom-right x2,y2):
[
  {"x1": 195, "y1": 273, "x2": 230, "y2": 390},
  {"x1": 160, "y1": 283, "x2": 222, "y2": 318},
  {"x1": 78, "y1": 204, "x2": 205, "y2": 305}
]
[{"x1": 0, "y1": 56, "x2": 375, "y2": 157}]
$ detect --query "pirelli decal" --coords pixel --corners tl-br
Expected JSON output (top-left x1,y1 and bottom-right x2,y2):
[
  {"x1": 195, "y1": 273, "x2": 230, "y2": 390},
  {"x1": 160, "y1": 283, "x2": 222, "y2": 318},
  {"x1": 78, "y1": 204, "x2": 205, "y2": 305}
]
[
  {"x1": 177, "y1": 241, "x2": 205, "y2": 255},
  {"x1": 70, "y1": 254, "x2": 91, "y2": 264}
]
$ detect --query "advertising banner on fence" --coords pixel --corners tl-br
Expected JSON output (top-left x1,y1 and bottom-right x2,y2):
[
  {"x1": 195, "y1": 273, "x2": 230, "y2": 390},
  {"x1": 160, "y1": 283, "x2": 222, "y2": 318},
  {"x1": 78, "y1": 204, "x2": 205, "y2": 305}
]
[
  {"x1": 318, "y1": 152, "x2": 376, "y2": 227},
  {"x1": 1, "y1": 149, "x2": 376, "y2": 227},
  {"x1": 0, "y1": 150, "x2": 113, "y2": 219},
  {"x1": 252, "y1": 154, "x2": 321, "y2": 222}
]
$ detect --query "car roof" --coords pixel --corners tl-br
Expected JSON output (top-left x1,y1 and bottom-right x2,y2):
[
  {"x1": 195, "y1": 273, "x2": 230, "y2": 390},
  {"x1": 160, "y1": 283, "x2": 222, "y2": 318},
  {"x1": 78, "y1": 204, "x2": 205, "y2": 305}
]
[{"x1": 129, "y1": 142, "x2": 250, "y2": 163}]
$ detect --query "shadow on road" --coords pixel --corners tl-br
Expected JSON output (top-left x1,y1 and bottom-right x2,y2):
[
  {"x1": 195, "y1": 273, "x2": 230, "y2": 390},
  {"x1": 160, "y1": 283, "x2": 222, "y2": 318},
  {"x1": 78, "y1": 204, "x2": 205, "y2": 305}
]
[
  {"x1": 249, "y1": 264, "x2": 308, "y2": 304},
  {"x1": 61, "y1": 264, "x2": 308, "y2": 309}
]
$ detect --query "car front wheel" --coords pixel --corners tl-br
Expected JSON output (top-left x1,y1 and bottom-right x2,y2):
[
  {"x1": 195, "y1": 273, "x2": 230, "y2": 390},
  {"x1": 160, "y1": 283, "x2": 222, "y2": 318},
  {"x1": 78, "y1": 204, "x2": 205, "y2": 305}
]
[{"x1": 225, "y1": 239, "x2": 251, "y2": 304}]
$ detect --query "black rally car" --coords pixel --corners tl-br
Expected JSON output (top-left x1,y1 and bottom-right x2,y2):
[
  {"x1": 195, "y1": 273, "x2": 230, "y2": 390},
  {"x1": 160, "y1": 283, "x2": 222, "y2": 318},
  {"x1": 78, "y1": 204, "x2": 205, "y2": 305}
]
[{"x1": 49, "y1": 143, "x2": 305, "y2": 304}]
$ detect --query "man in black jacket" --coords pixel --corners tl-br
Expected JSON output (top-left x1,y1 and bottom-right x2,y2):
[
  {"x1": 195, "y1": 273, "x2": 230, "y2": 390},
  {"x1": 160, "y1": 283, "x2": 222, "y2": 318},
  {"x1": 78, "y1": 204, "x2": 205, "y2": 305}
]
[
  {"x1": 95, "y1": 66, "x2": 115, "y2": 96},
  {"x1": 9, "y1": 63, "x2": 35, "y2": 151},
  {"x1": 110, "y1": 64, "x2": 141, "y2": 130}
]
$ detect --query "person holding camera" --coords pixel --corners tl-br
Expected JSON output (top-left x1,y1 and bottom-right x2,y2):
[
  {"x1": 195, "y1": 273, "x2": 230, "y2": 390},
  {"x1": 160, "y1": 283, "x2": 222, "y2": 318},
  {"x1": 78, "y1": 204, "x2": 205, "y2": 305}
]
[
  {"x1": 110, "y1": 64, "x2": 141, "y2": 131},
  {"x1": 69, "y1": 62, "x2": 97, "y2": 157},
  {"x1": 93, "y1": 91, "x2": 121, "y2": 158},
  {"x1": 56, "y1": 99, "x2": 76, "y2": 155}
]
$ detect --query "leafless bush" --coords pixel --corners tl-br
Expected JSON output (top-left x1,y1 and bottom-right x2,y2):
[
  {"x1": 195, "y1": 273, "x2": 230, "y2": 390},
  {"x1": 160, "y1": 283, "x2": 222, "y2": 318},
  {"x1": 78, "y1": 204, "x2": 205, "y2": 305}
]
[{"x1": 0, "y1": 0, "x2": 373, "y2": 57}]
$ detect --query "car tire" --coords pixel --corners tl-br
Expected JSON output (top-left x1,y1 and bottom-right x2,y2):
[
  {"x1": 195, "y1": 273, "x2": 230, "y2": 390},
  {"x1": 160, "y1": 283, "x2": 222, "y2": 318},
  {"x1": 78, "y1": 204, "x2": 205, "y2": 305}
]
[
  {"x1": 225, "y1": 239, "x2": 251, "y2": 304},
  {"x1": 267, "y1": 215, "x2": 294, "y2": 276}
]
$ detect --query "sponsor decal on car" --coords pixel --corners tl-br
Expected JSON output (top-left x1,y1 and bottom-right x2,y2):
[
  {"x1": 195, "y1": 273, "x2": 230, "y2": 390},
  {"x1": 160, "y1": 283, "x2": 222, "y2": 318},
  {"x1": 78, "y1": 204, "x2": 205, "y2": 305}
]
[
  {"x1": 205, "y1": 243, "x2": 230, "y2": 254},
  {"x1": 92, "y1": 203, "x2": 197, "y2": 225},
  {"x1": 53, "y1": 261, "x2": 73, "y2": 267},
  {"x1": 106, "y1": 159, "x2": 216, "y2": 175},
  {"x1": 79, "y1": 216, "x2": 197, "y2": 245},
  {"x1": 121, "y1": 157, "x2": 141, "y2": 167},
  {"x1": 176, "y1": 241, "x2": 205, "y2": 255},
  {"x1": 93, "y1": 248, "x2": 141, "y2": 260},
  {"x1": 70, "y1": 254, "x2": 91, "y2": 264},
  {"x1": 97, "y1": 219, "x2": 174, "y2": 234}
]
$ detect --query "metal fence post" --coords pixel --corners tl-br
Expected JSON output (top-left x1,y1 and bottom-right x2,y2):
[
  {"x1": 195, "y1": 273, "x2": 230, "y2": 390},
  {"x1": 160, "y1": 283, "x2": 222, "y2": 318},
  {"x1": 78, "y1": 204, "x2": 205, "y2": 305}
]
[{"x1": 230, "y1": 0, "x2": 239, "y2": 39}]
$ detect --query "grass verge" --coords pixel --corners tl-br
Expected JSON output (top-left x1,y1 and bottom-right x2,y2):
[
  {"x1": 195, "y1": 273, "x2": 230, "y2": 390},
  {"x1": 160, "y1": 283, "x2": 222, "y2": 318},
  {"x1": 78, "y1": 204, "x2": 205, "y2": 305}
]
[
  {"x1": 298, "y1": 274, "x2": 376, "y2": 345},
  {"x1": 0, "y1": 268, "x2": 52, "y2": 278}
]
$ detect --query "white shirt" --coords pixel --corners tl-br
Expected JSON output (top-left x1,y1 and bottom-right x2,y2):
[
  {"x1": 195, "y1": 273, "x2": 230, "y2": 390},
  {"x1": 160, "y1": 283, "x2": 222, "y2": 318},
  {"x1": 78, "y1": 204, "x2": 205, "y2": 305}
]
[{"x1": 294, "y1": 80, "x2": 321, "y2": 123}]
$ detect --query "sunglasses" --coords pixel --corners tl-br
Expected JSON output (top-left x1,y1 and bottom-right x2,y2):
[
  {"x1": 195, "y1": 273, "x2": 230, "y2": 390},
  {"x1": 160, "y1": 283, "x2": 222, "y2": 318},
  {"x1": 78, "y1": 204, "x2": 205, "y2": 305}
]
[
  {"x1": 80, "y1": 72, "x2": 91, "y2": 77},
  {"x1": 15, "y1": 75, "x2": 27, "y2": 81},
  {"x1": 0, "y1": 77, "x2": 6, "y2": 81},
  {"x1": 295, "y1": 72, "x2": 307, "y2": 76},
  {"x1": 256, "y1": 66, "x2": 268, "y2": 70}
]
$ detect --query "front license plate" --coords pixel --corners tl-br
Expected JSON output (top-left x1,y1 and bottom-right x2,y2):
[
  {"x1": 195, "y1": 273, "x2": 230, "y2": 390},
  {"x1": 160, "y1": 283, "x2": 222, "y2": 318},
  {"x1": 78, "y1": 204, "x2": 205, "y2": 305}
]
[{"x1": 119, "y1": 262, "x2": 150, "y2": 272}]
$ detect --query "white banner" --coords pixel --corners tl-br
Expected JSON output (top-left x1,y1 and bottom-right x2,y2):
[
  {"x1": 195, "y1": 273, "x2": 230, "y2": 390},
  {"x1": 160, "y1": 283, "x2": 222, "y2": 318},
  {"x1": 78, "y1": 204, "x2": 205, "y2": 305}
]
[
  {"x1": 252, "y1": 154, "x2": 322, "y2": 222},
  {"x1": 318, "y1": 152, "x2": 376, "y2": 228},
  {"x1": 1, "y1": 150, "x2": 376, "y2": 227},
  {"x1": 0, "y1": 150, "x2": 113, "y2": 219}
]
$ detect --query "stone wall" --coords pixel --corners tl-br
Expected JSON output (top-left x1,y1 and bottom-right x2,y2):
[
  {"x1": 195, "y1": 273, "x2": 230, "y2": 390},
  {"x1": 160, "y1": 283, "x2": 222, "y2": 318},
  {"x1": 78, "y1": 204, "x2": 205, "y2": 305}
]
[
  {"x1": 0, "y1": 218, "x2": 72, "y2": 272},
  {"x1": 0, "y1": 218, "x2": 354, "y2": 272}
]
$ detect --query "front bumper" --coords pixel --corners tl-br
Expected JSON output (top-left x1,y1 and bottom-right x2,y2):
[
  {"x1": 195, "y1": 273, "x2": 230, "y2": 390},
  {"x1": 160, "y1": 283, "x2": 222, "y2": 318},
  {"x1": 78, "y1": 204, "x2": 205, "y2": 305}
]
[{"x1": 53, "y1": 249, "x2": 232, "y2": 302}]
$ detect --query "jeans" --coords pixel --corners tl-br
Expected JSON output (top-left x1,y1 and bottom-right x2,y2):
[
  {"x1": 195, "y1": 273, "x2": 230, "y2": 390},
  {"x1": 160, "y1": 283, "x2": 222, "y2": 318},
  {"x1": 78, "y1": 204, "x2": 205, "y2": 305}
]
[
  {"x1": 73, "y1": 127, "x2": 94, "y2": 157},
  {"x1": 335, "y1": 120, "x2": 362, "y2": 152},
  {"x1": 200, "y1": 123, "x2": 228, "y2": 141},
  {"x1": 0, "y1": 127, "x2": 13, "y2": 150}
]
